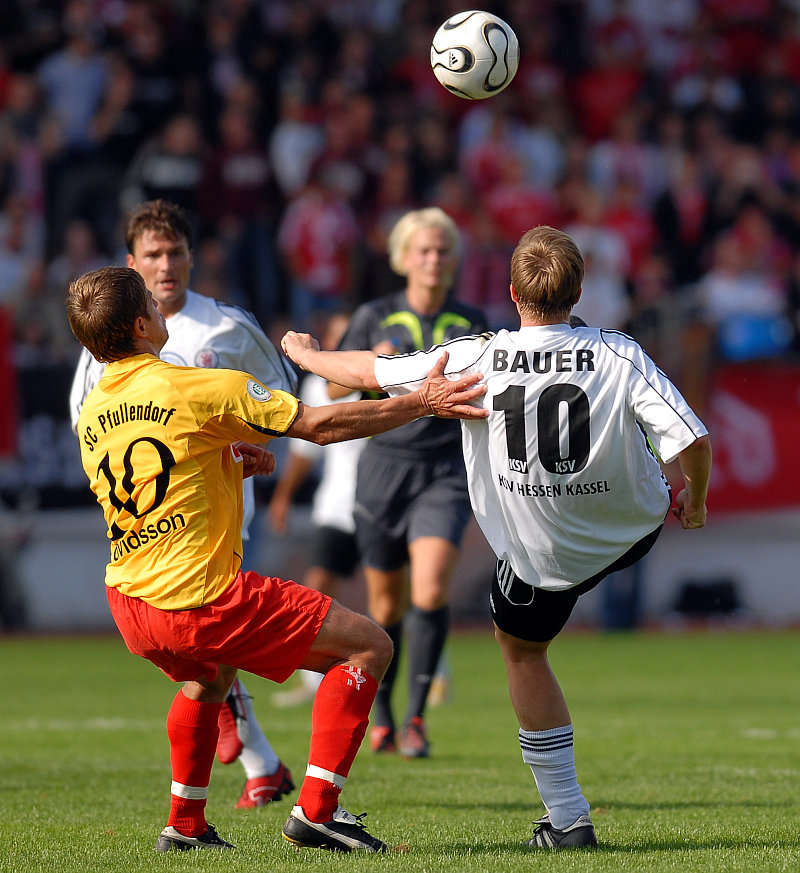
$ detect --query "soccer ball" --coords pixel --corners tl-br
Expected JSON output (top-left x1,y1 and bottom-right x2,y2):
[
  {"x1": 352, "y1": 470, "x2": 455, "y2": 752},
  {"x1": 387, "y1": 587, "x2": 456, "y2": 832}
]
[{"x1": 430, "y1": 10, "x2": 519, "y2": 100}]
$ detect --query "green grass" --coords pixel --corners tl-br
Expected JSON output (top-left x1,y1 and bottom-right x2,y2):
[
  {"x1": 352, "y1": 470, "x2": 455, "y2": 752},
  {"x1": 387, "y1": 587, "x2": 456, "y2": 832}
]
[{"x1": 1, "y1": 629, "x2": 798, "y2": 872}]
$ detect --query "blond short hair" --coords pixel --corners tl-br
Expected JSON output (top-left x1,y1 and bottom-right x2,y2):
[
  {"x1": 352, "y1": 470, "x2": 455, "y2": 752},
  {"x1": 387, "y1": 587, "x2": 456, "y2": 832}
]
[
  {"x1": 510, "y1": 226, "x2": 584, "y2": 320},
  {"x1": 387, "y1": 207, "x2": 462, "y2": 276}
]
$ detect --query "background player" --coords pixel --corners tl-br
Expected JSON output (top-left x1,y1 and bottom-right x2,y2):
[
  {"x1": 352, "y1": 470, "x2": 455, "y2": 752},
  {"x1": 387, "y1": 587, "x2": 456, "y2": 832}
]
[
  {"x1": 69, "y1": 199, "x2": 296, "y2": 808},
  {"x1": 66, "y1": 265, "x2": 488, "y2": 853},
  {"x1": 330, "y1": 207, "x2": 489, "y2": 758},
  {"x1": 282, "y1": 224, "x2": 712, "y2": 850},
  {"x1": 267, "y1": 312, "x2": 368, "y2": 707}
]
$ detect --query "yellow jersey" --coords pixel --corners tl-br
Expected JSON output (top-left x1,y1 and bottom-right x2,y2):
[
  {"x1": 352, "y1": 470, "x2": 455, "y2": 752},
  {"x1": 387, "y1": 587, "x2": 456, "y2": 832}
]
[{"x1": 76, "y1": 354, "x2": 299, "y2": 609}]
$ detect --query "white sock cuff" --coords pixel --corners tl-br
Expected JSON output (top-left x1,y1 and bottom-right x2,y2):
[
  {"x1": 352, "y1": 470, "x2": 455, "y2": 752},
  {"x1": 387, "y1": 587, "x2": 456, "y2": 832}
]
[
  {"x1": 306, "y1": 764, "x2": 347, "y2": 789},
  {"x1": 170, "y1": 780, "x2": 209, "y2": 799},
  {"x1": 519, "y1": 724, "x2": 574, "y2": 762}
]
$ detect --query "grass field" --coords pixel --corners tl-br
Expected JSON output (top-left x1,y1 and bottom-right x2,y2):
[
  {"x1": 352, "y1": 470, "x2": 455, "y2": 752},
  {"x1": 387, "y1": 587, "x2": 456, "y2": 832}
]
[{"x1": 1, "y1": 629, "x2": 798, "y2": 872}]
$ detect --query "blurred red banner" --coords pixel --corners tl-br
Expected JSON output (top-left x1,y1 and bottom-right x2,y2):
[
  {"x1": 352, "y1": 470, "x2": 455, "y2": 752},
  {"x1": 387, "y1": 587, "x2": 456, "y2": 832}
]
[{"x1": 700, "y1": 362, "x2": 800, "y2": 514}]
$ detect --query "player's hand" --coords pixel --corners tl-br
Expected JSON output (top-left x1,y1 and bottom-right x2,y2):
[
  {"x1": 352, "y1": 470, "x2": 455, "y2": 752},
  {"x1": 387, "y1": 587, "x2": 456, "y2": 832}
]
[
  {"x1": 235, "y1": 442, "x2": 276, "y2": 478},
  {"x1": 281, "y1": 331, "x2": 319, "y2": 369},
  {"x1": 372, "y1": 339, "x2": 395, "y2": 356},
  {"x1": 672, "y1": 489, "x2": 707, "y2": 529},
  {"x1": 419, "y1": 351, "x2": 489, "y2": 420},
  {"x1": 268, "y1": 493, "x2": 290, "y2": 535}
]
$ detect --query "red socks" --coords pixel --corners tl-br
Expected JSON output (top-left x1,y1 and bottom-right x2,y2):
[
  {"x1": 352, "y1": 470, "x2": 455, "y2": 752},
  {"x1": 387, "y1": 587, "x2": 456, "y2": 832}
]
[
  {"x1": 165, "y1": 667, "x2": 378, "y2": 831},
  {"x1": 297, "y1": 665, "x2": 378, "y2": 822},
  {"x1": 166, "y1": 691, "x2": 223, "y2": 837}
]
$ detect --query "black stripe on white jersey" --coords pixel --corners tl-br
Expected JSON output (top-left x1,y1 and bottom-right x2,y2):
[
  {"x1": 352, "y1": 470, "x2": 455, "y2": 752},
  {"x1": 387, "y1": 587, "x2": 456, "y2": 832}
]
[
  {"x1": 599, "y1": 329, "x2": 704, "y2": 440},
  {"x1": 377, "y1": 332, "x2": 496, "y2": 394}
]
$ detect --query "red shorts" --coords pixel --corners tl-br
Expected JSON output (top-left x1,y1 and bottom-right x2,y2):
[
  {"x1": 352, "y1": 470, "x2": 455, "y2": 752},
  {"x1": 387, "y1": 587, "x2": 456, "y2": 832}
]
[{"x1": 106, "y1": 570, "x2": 331, "y2": 684}]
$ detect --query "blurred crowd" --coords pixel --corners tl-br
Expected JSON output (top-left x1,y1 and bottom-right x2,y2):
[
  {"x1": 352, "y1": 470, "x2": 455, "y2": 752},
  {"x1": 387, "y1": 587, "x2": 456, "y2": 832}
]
[{"x1": 2, "y1": 0, "x2": 800, "y2": 415}]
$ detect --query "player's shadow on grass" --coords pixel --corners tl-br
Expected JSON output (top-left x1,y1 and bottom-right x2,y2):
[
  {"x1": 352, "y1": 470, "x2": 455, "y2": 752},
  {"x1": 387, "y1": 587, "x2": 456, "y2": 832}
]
[
  {"x1": 591, "y1": 797, "x2": 788, "y2": 811},
  {"x1": 448, "y1": 835, "x2": 800, "y2": 854},
  {"x1": 435, "y1": 796, "x2": 787, "y2": 814}
]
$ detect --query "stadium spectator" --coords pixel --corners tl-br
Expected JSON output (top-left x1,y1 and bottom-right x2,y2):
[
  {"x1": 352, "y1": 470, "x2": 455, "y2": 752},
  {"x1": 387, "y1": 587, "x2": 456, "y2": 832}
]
[
  {"x1": 0, "y1": 193, "x2": 44, "y2": 311},
  {"x1": 276, "y1": 163, "x2": 360, "y2": 334},
  {"x1": 483, "y1": 152, "x2": 561, "y2": 248},
  {"x1": 651, "y1": 151, "x2": 711, "y2": 286},
  {"x1": 66, "y1": 263, "x2": 487, "y2": 852},
  {"x1": 585, "y1": 106, "x2": 667, "y2": 205},
  {"x1": 409, "y1": 113, "x2": 458, "y2": 199},
  {"x1": 0, "y1": 73, "x2": 47, "y2": 218},
  {"x1": 459, "y1": 98, "x2": 534, "y2": 198},
  {"x1": 603, "y1": 177, "x2": 659, "y2": 282},
  {"x1": 433, "y1": 172, "x2": 516, "y2": 330},
  {"x1": 332, "y1": 207, "x2": 489, "y2": 759},
  {"x1": 357, "y1": 156, "x2": 419, "y2": 304},
  {"x1": 282, "y1": 223, "x2": 712, "y2": 851},
  {"x1": 565, "y1": 186, "x2": 631, "y2": 330},
  {"x1": 624, "y1": 251, "x2": 691, "y2": 385},
  {"x1": 119, "y1": 113, "x2": 206, "y2": 222},
  {"x1": 45, "y1": 218, "x2": 107, "y2": 293},
  {"x1": 695, "y1": 221, "x2": 792, "y2": 364},
  {"x1": 571, "y1": 20, "x2": 645, "y2": 143},
  {"x1": 268, "y1": 87, "x2": 325, "y2": 199},
  {"x1": 68, "y1": 199, "x2": 298, "y2": 811},
  {"x1": 194, "y1": 0, "x2": 261, "y2": 129},
  {"x1": 85, "y1": 52, "x2": 147, "y2": 252},
  {"x1": 198, "y1": 102, "x2": 283, "y2": 327},
  {"x1": 308, "y1": 91, "x2": 383, "y2": 210},
  {"x1": 12, "y1": 260, "x2": 73, "y2": 367},
  {"x1": 668, "y1": 17, "x2": 745, "y2": 121},
  {"x1": 513, "y1": 9, "x2": 568, "y2": 117},
  {"x1": 11, "y1": 218, "x2": 106, "y2": 366},
  {"x1": 35, "y1": 1, "x2": 108, "y2": 255},
  {"x1": 117, "y1": 1, "x2": 189, "y2": 142}
]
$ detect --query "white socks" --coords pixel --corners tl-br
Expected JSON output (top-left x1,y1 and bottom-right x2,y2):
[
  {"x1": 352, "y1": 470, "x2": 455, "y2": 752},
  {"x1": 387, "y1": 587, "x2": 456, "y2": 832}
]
[
  {"x1": 234, "y1": 679, "x2": 281, "y2": 778},
  {"x1": 519, "y1": 724, "x2": 590, "y2": 830}
]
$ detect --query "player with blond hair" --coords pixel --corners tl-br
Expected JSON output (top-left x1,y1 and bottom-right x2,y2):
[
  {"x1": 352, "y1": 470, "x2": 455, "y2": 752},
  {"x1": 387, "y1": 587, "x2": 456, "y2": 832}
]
[{"x1": 329, "y1": 207, "x2": 489, "y2": 758}]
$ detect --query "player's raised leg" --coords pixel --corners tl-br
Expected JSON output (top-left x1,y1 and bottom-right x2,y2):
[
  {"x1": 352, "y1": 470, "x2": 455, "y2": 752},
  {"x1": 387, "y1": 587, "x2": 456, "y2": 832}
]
[
  {"x1": 282, "y1": 601, "x2": 393, "y2": 852},
  {"x1": 494, "y1": 628, "x2": 597, "y2": 850}
]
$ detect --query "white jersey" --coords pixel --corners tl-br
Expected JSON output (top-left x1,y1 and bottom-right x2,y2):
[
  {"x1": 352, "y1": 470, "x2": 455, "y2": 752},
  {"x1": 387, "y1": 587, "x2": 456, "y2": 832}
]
[
  {"x1": 289, "y1": 374, "x2": 363, "y2": 533},
  {"x1": 374, "y1": 323, "x2": 708, "y2": 591},
  {"x1": 69, "y1": 290, "x2": 298, "y2": 539}
]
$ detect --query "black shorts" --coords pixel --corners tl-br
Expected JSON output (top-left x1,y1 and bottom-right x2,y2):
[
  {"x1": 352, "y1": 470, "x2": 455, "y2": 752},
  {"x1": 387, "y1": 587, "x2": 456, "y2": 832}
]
[
  {"x1": 308, "y1": 525, "x2": 360, "y2": 578},
  {"x1": 490, "y1": 524, "x2": 664, "y2": 642},
  {"x1": 354, "y1": 447, "x2": 472, "y2": 572}
]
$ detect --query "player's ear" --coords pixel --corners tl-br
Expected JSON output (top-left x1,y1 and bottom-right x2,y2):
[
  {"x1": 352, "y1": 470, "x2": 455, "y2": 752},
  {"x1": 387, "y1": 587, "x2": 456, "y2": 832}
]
[
  {"x1": 126, "y1": 252, "x2": 135, "y2": 269},
  {"x1": 132, "y1": 314, "x2": 148, "y2": 338},
  {"x1": 509, "y1": 283, "x2": 519, "y2": 303}
]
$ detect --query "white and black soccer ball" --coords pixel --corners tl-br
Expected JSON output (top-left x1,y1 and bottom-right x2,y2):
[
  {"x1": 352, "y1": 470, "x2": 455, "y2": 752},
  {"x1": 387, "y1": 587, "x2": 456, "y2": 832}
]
[{"x1": 430, "y1": 10, "x2": 519, "y2": 100}]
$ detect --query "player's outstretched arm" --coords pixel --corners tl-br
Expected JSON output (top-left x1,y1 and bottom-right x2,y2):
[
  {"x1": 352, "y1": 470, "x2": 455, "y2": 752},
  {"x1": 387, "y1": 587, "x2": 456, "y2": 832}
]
[
  {"x1": 672, "y1": 434, "x2": 712, "y2": 529},
  {"x1": 281, "y1": 331, "x2": 380, "y2": 391},
  {"x1": 286, "y1": 352, "x2": 487, "y2": 446}
]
